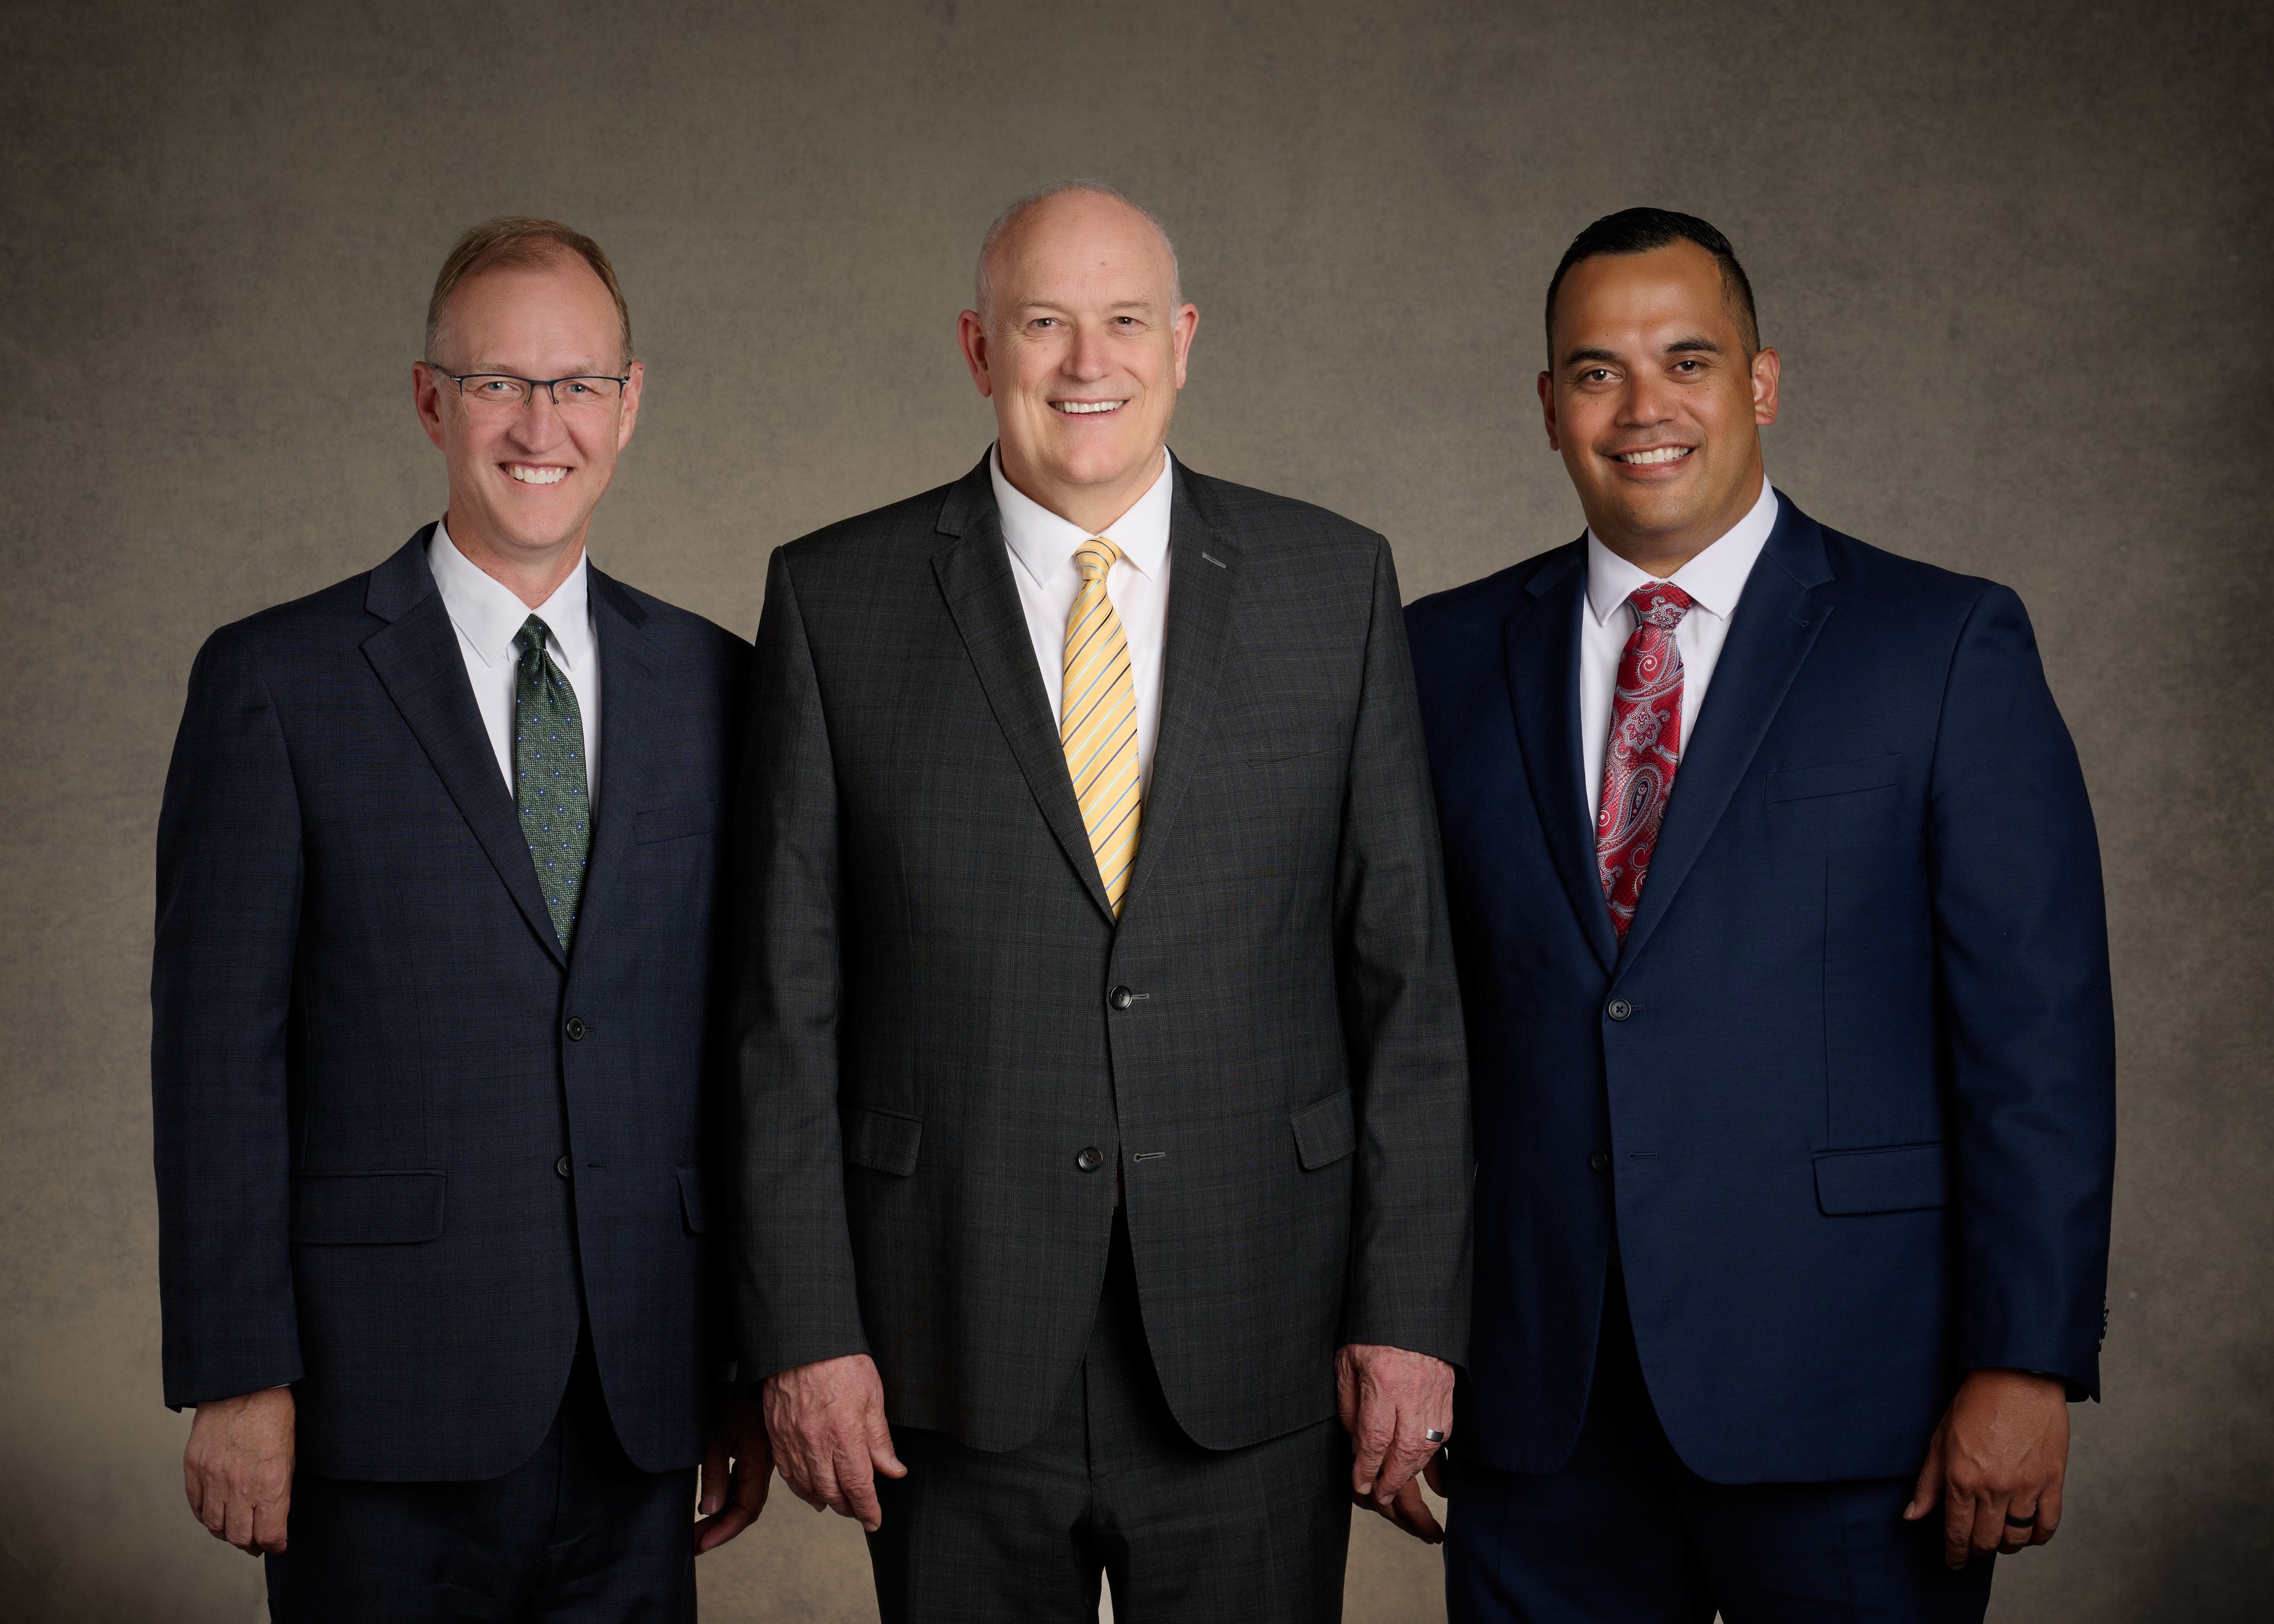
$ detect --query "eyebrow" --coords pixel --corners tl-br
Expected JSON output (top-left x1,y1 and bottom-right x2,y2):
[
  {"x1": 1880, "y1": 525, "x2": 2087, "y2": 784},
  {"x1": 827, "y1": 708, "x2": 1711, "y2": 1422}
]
[{"x1": 1559, "y1": 335, "x2": 1724, "y2": 370}]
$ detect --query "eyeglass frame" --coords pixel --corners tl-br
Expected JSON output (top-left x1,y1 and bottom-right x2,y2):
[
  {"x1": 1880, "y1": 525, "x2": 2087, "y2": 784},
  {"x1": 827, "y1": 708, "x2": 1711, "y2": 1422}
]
[{"x1": 419, "y1": 361, "x2": 635, "y2": 409}]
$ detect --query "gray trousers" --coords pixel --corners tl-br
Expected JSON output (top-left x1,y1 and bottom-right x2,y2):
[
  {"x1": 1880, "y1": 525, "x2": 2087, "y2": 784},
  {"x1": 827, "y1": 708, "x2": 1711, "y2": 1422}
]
[{"x1": 866, "y1": 1216, "x2": 1353, "y2": 1623}]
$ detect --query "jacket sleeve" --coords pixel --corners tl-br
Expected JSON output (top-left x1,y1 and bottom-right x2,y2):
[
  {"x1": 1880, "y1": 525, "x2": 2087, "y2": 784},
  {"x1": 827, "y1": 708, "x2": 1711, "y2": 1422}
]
[
  {"x1": 727, "y1": 548, "x2": 870, "y2": 1382},
  {"x1": 1930, "y1": 584, "x2": 2116, "y2": 1398},
  {"x1": 150, "y1": 626, "x2": 306, "y2": 1409},
  {"x1": 1332, "y1": 535, "x2": 1475, "y2": 1366}
]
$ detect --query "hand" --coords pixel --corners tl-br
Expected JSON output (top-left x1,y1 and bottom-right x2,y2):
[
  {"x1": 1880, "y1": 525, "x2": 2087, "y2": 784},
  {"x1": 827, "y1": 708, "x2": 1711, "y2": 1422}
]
[
  {"x1": 760, "y1": 1353, "x2": 905, "y2": 1532},
  {"x1": 1904, "y1": 1369, "x2": 2069, "y2": 1567},
  {"x1": 696, "y1": 1385, "x2": 772, "y2": 1552},
  {"x1": 1335, "y1": 1342, "x2": 1454, "y2": 1539},
  {"x1": 183, "y1": 1387, "x2": 295, "y2": 1556}
]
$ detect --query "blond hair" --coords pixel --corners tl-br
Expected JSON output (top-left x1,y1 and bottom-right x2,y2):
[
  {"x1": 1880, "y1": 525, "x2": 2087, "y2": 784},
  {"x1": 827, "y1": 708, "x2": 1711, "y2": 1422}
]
[{"x1": 425, "y1": 216, "x2": 632, "y2": 366}]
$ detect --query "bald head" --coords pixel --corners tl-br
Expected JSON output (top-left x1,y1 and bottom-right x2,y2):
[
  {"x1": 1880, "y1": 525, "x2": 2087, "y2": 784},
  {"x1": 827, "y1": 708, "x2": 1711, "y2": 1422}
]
[{"x1": 974, "y1": 182, "x2": 1181, "y2": 333}]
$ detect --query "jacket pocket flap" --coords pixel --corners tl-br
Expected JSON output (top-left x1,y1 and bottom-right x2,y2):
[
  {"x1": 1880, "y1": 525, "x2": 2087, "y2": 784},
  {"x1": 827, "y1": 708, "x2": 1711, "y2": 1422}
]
[
  {"x1": 1814, "y1": 1143, "x2": 1949, "y2": 1215},
  {"x1": 1769, "y1": 755, "x2": 1903, "y2": 803},
  {"x1": 1291, "y1": 1093, "x2": 1357, "y2": 1170},
  {"x1": 844, "y1": 1106, "x2": 923, "y2": 1176},
  {"x1": 293, "y1": 1170, "x2": 447, "y2": 1244},
  {"x1": 634, "y1": 801, "x2": 718, "y2": 844},
  {"x1": 676, "y1": 1165, "x2": 709, "y2": 1233}
]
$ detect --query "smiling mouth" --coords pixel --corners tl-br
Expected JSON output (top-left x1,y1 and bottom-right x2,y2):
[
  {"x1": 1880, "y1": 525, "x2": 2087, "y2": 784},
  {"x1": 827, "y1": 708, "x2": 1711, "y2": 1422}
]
[
  {"x1": 505, "y1": 464, "x2": 569, "y2": 485},
  {"x1": 1052, "y1": 400, "x2": 1126, "y2": 416},
  {"x1": 1613, "y1": 446, "x2": 1694, "y2": 466}
]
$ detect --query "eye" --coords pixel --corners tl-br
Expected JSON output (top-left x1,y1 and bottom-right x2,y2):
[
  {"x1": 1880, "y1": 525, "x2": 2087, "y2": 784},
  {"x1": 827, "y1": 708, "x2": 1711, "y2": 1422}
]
[
  {"x1": 1581, "y1": 368, "x2": 1614, "y2": 384},
  {"x1": 1030, "y1": 317, "x2": 1059, "y2": 330},
  {"x1": 1672, "y1": 359, "x2": 1701, "y2": 374}
]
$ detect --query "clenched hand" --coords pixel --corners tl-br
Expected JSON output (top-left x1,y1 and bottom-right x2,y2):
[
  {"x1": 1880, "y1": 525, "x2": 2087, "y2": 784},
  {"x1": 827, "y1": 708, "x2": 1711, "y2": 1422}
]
[
  {"x1": 1904, "y1": 1368, "x2": 2069, "y2": 1567},
  {"x1": 184, "y1": 1387, "x2": 296, "y2": 1556},
  {"x1": 762, "y1": 1353, "x2": 905, "y2": 1532},
  {"x1": 696, "y1": 1385, "x2": 772, "y2": 1552}
]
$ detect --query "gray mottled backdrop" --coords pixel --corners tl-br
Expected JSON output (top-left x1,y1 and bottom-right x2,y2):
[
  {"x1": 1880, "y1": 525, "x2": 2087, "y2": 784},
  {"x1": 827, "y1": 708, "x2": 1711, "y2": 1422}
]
[{"x1": 3, "y1": 1, "x2": 2267, "y2": 1618}]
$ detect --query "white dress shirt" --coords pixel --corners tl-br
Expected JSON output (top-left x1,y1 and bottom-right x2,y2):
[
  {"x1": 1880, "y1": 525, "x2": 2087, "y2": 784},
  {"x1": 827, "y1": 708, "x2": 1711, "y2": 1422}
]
[
  {"x1": 428, "y1": 522, "x2": 602, "y2": 810},
  {"x1": 993, "y1": 445, "x2": 1175, "y2": 796},
  {"x1": 1579, "y1": 478, "x2": 1780, "y2": 824}
]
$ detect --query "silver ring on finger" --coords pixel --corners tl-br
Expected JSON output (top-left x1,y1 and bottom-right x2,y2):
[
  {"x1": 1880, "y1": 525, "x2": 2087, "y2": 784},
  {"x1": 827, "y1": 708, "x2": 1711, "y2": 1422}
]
[{"x1": 1423, "y1": 1428, "x2": 1446, "y2": 1443}]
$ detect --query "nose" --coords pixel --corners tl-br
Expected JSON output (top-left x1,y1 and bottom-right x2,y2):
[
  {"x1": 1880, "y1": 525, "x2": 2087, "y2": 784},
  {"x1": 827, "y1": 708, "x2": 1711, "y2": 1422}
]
[
  {"x1": 1064, "y1": 319, "x2": 1113, "y2": 382},
  {"x1": 506, "y1": 385, "x2": 570, "y2": 451},
  {"x1": 1616, "y1": 370, "x2": 1676, "y2": 429}
]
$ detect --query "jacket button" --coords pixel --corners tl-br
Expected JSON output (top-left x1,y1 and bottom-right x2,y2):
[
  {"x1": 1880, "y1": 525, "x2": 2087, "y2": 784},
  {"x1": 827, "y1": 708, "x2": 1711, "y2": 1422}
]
[
  {"x1": 1605, "y1": 999, "x2": 1632, "y2": 1022},
  {"x1": 555, "y1": 1155, "x2": 572, "y2": 1179},
  {"x1": 1110, "y1": 986, "x2": 1135, "y2": 1011},
  {"x1": 1075, "y1": 1146, "x2": 1105, "y2": 1172},
  {"x1": 564, "y1": 1016, "x2": 587, "y2": 1041},
  {"x1": 1589, "y1": 1150, "x2": 1611, "y2": 1173}
]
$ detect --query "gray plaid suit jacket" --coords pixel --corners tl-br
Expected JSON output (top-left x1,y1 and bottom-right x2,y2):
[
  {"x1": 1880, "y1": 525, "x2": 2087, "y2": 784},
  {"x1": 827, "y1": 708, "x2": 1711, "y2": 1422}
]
[{"x1": 729, "y1": 453, "x2": 1470, "y2": 1452}]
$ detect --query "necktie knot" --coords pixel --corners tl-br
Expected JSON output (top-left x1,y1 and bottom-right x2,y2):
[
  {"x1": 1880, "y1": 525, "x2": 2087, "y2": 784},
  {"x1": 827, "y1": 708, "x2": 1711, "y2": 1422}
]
[
  {"x1": 1627, "y1": 581, "x2": 1694, "y2": 632},
  {"x1": 515, "y1": 615, "x2": 553, "y2": 664},
  {"x1": 1074, "y1": 538, "x2": 1122, "y2": 583}
]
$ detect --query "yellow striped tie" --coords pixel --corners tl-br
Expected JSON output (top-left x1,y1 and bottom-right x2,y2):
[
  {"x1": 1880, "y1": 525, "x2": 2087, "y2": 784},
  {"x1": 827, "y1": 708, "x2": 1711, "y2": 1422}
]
[{"x1": 1062, "y1": 539, "x2": 1142, "y2": 917}]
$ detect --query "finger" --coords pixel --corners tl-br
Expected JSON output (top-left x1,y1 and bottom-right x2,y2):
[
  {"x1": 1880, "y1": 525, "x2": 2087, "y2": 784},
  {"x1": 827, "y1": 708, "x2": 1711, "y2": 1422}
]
[
  {"x1": 1374, "y1": 1414, "x2": 1439, "y2": 1504},
  {"x1": 2032, "y1": 1476, "x2": 2063, "y2": 1546},
  {"x1": 1386, "y1": 1478, "x2": 1443, "y2": 1544},
  {"x1": 839, "y1": 1447, "x2": 882, "y2": 1531},
  {"x1": 737, "y1": 1454, "x2": 771, "y2": 1518},
  {"x1": 250, "y1": 1490, "x2": 290, "y2": 1557},
  {"x1": 1903, "y1": 1430, "x2": 1945, "y2": 1521},
  {"x1": 1997, "y1": 1498, "x2": 2036, "y2": 1556},
  {"x1": 1942, "y1": 1488, "x2": 1978, "y2": 1570},
  {"x1": 699, "y1": 1436, "x2": 730, "y2": 1516},
  {"x1": 223, "y1": 1487, "x2": 256, "y2": 1552},
  {"x1": 184, "y1": 1452, "x2": 205, "y2": 1522},
  {"x1": 1335, "y1": 1353, "x2": 1359, "y2": 1433},
  {"x1": 866, "y1": 1409, "x2": 906, "y2": 1481},
  {"x1": 1348, "y1": 1402, "x2": 1394, "y2": 1498},
  {"x1": 1424, "y1": 1449, "x2": 1447, "y2": 1499},
  {"x1": 695, "y1": 1486, "x2": 759, "y2": 1554},
  {"x1": 198, "y1": 1465, "x2": 230, "y2": 1538}
]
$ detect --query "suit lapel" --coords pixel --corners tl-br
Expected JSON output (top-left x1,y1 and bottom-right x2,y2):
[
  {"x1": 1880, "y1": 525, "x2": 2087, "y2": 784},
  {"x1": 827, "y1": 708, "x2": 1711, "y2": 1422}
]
[
  {"x1": 1614, "y1": 499, "x2": 1836, "y2": 976},
  {"x1": 932, "y1": 459, "x2": 1119, "y2": 925},
  {"x1": 1504, "y1": 542, "x2": 1620, "y2": 976},
  {"x1": 1116, "y1": 478, "x2": 1238, "y2": 922},
  {"x1": 362, "y1": 529, "x2": 567, "y2": 968},
  {"x1": 562, "y1": 568, "x2": 659, "y2": 956}
]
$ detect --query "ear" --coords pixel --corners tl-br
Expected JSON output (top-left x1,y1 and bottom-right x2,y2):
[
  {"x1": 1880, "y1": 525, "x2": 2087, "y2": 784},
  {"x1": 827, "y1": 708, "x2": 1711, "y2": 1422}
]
[
  {"x1": 1751, "y1": 346, "x2": 1781, "y2": 427},
  {"x1": 616, "y1": 360, "x2": 646, "y2": 451},
  {"x1": 1537, "y1": 371, "x2": 1561, "y2": 452},
  {"x1": 956, "y1": 310, "x2": 995, "y2": 398},
  {"x1": 413, "y1": 362, "x2": 448, "y2": 451},
  {"x1": 1170, "y1": 303, "x2": 1200, "y2": 390}
]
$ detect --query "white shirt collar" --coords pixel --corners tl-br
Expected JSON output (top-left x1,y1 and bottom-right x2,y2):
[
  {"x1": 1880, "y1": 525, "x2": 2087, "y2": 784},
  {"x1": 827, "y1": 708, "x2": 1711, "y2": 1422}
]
[
  {"x1": 429, "y1": 519, "x2": 595, "y2": 675},
  {"x1": 1585, "y1": 477, "x2": 1781, "y2": 626},
  {"x1": 991, "y1": 444, "x2": 1175, "y2": 587}
]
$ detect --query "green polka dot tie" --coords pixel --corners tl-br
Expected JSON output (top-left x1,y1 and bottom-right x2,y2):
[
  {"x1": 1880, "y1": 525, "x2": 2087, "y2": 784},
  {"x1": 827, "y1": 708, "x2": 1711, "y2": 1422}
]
[{"x1": 513, "y1": 616, "x2": 589, "y2": 950}]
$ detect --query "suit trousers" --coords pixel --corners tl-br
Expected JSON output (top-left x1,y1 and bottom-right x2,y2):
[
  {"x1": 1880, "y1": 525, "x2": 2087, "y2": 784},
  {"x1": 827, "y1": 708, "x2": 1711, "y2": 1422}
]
[
  {"x1": 865, "y1": 1214, "x2": 1353, "y2": 1623},
  {"x1": 265, "y1": 1329, "x2": 696, "y2": 1623},
  {"x1": 1446, "y1": 1281, "x2": 1993, "y2": 1624}
]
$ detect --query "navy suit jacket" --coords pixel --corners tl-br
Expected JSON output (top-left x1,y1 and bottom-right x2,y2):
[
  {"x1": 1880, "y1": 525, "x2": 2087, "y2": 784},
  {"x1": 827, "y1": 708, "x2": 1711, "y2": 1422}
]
[
  {"x1": 152, "y1": 529, "x2": 747, "y2": 1480},
  {"x1": 1407, "y1": 494, "x2": 2115, "y2": 1484}
]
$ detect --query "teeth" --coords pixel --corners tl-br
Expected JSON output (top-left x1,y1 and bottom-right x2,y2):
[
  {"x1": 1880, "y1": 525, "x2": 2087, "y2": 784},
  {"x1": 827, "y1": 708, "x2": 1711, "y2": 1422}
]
[
  {"x1": 1617, "y1": 447, "x2": 1691, "y2": 465},
  {"x1": 1053, "y1": 400, "x2": 1123, "y2": 414},
  {"x1": 508, "y1": 465, "x2": 567, "y2": 484}
]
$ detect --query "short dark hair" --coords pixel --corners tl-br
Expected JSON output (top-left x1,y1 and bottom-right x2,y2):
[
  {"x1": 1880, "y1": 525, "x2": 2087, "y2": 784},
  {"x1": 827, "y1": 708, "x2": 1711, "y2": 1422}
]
[{"x1": 1543, "y1": 208, "x2": 1758, "y2": 364}]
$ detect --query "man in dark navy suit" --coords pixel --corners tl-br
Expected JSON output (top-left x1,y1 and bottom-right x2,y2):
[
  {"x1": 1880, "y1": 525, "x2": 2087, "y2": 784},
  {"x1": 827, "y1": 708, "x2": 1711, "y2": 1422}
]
[
  {"x1": 1407, "y1": 210, "x2": 2115, "y2": 1621},
  {"x1": 152, "y1": 217, "x2": 766, "y2": 1619}
]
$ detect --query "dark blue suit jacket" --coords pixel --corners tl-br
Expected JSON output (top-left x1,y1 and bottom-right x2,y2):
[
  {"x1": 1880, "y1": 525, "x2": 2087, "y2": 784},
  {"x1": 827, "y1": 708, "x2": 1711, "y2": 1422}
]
[
  {"x1": 1407, "y1": 494, "x2": 2115, "y2": 1484},
  {"x1": 152, "y1": 529, "x2": 746, "y2": 1480}
]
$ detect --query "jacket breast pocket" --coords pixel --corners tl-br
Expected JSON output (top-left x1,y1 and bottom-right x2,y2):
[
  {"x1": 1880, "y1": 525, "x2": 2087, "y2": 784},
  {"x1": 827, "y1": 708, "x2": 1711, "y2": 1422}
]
[
  {"x1": 1767, "y1": 754, "x2": 1905, "y2": 846},
  {"x1": 843, "y1": 1105, "x2": 923, "y2": 1177},
  {"x1": 293, "y1": 1170, "x2": 447, "y2": 1244},
  {"x1": 1813, "y1": 1143, "x2": 1949, "y2": 1215},
  {"x1": 634, "y1": 801, "x2": 718, "y2": 845},
  {"x1": 1291, "y1": 1092, "x2": 1357, "y2": 1170}
]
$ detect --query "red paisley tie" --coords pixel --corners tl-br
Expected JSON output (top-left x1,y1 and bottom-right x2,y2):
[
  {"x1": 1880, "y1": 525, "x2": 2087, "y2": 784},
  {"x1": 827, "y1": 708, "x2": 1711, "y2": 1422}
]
[{"x1": 1597, "y1": 581, "x2": 1695, "y2": 941}]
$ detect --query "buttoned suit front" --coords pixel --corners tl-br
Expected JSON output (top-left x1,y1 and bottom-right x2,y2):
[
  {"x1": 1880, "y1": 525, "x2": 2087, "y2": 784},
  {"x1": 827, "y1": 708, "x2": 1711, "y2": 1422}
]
[
  {"x1": 729, "y1": 453, "x2": 1472, "y2": 1618},
  {"x1": 152, "y1": 529, "x2": 746, "y2": 1617}
]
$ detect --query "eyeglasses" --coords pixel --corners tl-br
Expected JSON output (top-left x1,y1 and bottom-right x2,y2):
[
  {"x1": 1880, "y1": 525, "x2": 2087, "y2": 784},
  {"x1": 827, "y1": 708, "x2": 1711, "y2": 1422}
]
[{"x1": 422, "y1": 364, "x2": 631, "y2": 414}]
